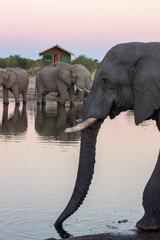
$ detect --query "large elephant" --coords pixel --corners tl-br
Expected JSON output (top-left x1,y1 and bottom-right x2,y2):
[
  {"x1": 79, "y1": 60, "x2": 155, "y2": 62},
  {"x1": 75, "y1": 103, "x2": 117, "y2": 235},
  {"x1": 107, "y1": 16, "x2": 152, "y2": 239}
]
[
  {"x1": 36, "y1": 63, "x2": 91, "y2": 105},
  {"x1": 55, "y1": 42, "x2": 160, "y2": 231},
  {"x1": 0, "y1": 67, "x2": 29, "y2": 106}
]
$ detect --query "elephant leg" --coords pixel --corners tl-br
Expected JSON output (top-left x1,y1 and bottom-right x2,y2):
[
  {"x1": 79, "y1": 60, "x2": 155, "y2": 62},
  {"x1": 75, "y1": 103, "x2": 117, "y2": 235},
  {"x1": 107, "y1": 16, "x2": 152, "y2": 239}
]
[
  {"x1": 12, "y1": 86, "x2": 20, "y2": 106},
  {"x1": 136, "y1": 151, "x2": 160, "y2": 231},
  {"x1": 22, "y1": 88, "x2": 28, "y2": 105},
  {"x1": 57, "y1": 81, "x2": 70, "y2": 105},
  {"x1": 3, "y1": 88, "x2": 9, "y2": 104},
  {"x1": 42, "y1": 92, "x2": 47, "y2": 105},
  {"x1": 2, "y1": 104, "x2": 9, "y2": 121},
  {"x1": 36, "y1": 89, "x2": 43, "y2": 105},
  {"x1": 68, "y1": 85, "x2": 75, "y2": 107}
]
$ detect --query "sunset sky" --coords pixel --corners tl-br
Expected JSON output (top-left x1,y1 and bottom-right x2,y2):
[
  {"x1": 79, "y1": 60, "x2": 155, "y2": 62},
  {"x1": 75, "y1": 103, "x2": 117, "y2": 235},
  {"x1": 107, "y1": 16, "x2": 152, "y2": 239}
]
[{"x1": 1, "y1": 0, "x2": 160, "y2": 61}]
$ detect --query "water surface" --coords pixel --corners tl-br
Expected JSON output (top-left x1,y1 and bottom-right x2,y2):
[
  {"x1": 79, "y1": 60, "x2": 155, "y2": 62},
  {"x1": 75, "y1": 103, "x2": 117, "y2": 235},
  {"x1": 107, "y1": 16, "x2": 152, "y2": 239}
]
[{"x1": 0, "y1": 100, "x2": 159, "y2": 240}]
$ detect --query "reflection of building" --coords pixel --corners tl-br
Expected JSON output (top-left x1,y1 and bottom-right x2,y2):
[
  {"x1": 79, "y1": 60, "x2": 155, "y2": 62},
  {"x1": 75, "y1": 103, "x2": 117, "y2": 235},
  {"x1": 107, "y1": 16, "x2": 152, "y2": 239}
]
[{"x1": 39, "y1": 44, "x2": 75, "y2": 66}]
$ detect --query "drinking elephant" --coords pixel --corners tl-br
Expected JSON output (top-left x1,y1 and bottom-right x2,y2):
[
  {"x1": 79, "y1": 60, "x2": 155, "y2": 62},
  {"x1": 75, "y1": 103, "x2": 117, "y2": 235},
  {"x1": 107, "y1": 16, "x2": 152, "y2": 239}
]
[
  {"x1": 55, "y1": 42, "x2": 160, "y2": 231},
  {"x1": 53, "y1": 62, "x2": 91, "y2": 99},
  {"x1": 0, "y1": 67, "x2": 29, "y2": 106},
  {"x1": 72, "y1": 64, "x2": 91, "y2": 99},
  {"x1": 36, "y1": 63, "x2": 91, "y2": 105}
]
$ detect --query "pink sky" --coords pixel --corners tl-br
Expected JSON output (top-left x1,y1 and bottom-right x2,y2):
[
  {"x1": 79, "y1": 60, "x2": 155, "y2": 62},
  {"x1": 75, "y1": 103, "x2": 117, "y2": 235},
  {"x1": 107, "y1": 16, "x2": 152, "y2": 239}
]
[{"x1": 1, "y1": 0, "x2": 160, "y2": 61}]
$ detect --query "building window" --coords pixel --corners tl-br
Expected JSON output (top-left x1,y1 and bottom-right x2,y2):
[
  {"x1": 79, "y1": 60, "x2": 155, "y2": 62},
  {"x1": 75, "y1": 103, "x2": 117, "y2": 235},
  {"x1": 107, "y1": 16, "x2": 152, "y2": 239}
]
[
  {"x1": 61, "y1": 56, "x2": 69, "y2": 62},
  {"x1": 45, "y1": 55, "x2": 52, "y2": 61}
]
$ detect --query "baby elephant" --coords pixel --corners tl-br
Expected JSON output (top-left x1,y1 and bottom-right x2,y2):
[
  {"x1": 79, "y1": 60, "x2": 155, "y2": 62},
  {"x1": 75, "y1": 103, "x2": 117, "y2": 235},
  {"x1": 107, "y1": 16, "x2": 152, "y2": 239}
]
[{"x1": 0, "y1": 67, "x2": 29, "y2": 106}]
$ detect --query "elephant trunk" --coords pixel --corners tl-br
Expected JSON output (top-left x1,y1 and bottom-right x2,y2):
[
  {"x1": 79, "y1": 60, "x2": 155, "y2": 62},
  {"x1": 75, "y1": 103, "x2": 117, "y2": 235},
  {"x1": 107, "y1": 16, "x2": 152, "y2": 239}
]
[{"x1": 55, "y1": 120, "x2": 102, "y2": 228}]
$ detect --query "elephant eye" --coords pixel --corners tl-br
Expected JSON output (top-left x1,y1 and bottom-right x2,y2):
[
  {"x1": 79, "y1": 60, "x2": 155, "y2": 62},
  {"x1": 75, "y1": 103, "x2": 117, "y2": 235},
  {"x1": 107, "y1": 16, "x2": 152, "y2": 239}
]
[
  {"x1": 102, "y1": 78, "x2": 110, "y2": 84},
  {"x1": 102, "y1": 78, "x2": 114, "y2": 89},
  {"x1": 102, "y1": 78, "x2": 107, "y2": 84}
]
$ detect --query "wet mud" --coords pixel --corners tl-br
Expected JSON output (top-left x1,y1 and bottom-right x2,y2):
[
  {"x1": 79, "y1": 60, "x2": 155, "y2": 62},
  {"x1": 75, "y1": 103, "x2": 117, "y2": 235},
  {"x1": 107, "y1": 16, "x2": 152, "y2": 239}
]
[{"x1": 47, "y1": 230, "x2": 160, "y2": 240}]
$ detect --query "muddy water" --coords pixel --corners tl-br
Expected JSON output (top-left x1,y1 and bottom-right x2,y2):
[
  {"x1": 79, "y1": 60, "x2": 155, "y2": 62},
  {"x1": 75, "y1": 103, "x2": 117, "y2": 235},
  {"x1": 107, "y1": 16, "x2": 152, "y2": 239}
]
[{"x1": 0, "y1": 100, "x2": 159, "y2": 240}]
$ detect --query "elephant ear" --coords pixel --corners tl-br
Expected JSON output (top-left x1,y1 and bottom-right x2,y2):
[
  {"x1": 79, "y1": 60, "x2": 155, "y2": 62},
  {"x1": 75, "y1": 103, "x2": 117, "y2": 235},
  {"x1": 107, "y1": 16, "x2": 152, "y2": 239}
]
[
  {"x1": 58, "y1": 66, "x2": 71, "y2": 85},
  {"x1": 0, "y1": 71, "x2": 8, "y2": 85},
  {"x1": 5, "y1": 74, "x2": 15, "y2": 89},
  {"x1": 133, "y1": 57, "x2": 160, "y2": 126}
]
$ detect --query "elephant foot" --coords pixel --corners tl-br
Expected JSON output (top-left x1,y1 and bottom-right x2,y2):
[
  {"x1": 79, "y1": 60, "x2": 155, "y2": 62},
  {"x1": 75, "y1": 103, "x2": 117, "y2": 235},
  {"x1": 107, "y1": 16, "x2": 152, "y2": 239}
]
[
  {"x1": 3, "y1": 102, "x2": 9, "y2": 105},
  {"x1": 136, "y1": 214, "x2": 160, "y2": 231},
  {"x1": 16, "y1": 102, "x2": 20, "y2": 106}
]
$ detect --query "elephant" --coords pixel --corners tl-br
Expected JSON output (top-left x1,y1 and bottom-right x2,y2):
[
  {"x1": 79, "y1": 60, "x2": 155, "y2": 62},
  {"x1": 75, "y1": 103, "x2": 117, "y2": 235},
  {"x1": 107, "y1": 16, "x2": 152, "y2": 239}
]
[
  {"x1": 36, "y1": 62, "x2": 91, "y2": 106},
  {"x1": 72, "y1": 64, "x2": 91, "y2": 99},
  {"x1": 0, "y1": 67, "x2": 29, "y2": 106},
  {"x1": 0, "y1": 104, "x2": 28, "y2": 136},
  {"x1": 51, "y1": 61, "x2": 69, "y2": 67},
  {"x1": 53, "y1": 62, "x2": 91, "y2": 99},
  {"x1": 55, "y1": 42, "x2": 160, "y2": 231}
]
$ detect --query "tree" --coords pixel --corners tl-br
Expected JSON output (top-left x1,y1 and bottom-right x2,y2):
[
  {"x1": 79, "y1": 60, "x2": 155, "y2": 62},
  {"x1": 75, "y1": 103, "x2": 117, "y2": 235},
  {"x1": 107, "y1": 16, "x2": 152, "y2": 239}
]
[
  {"x1": 0, "y1": 55, "x2": 42, "y2": 69},
  {"x1": 71, "y1": 55, "x2": 100, "y2": 73}
]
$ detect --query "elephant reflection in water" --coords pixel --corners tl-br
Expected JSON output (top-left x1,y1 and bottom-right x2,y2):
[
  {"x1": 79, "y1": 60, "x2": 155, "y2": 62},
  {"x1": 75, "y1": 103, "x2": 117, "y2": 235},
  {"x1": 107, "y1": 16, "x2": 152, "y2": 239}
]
[
  {"x1": 35, "y1": 104, "x2": 83, "y2": 142},
  {"x1": 0, "y1": 105, "x2": 28, "y2": 135}
]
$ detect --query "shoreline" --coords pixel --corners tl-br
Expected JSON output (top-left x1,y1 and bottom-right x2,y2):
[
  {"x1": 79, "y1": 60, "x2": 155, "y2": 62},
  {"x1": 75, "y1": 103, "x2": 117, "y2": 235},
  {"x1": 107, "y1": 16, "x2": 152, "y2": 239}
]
[{"x1": 46, "y1": 229, "x2": 160, "y2": 240}]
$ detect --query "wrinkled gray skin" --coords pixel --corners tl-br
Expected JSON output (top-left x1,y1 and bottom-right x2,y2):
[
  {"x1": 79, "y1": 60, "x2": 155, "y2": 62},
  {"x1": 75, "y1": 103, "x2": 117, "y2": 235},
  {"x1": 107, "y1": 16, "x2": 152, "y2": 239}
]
[
  {"x1": 0, "y1": 67, "x2": 29, "y2": 106},
  {"x1": 36, "y1": 62, "x2": 91, "y2": 105},
  {"x1": 51, "y1": 61, "x2": 69, "y2": 67},
  {"x1": 55, "y1": 42, "x2": 160, "y2": 231}
]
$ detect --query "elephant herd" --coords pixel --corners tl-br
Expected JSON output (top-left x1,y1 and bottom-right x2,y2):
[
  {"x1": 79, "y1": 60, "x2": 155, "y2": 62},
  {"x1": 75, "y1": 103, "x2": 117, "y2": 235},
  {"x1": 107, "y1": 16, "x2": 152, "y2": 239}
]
[{"x1": 0, "y1": 62, "x2": 91, "y2": 106}]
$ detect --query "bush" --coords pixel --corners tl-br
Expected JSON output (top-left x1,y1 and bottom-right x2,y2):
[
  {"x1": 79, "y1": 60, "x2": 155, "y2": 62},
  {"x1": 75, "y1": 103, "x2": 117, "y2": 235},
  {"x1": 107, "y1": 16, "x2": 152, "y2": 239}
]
[
  {"x1": 71, "y1": 55, "x2": 100, "y2": 73},
  {"x1": 0, "y1": 55, "x2": 42, "y2": 69},
  {"x1": 0, "y1": 58, "x2": 7, "y2": 68}
]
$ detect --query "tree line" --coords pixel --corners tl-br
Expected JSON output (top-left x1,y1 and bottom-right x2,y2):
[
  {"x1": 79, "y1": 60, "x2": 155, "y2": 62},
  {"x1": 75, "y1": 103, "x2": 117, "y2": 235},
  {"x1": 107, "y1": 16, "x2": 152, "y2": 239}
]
[
  {"x1": 0, "y1": 54, "x2": 100, "y2": 73},
  {"x1": 0, "y1": 55, "x2": 42, "y2": 69},
  {"x1": 71, "y1": 55, "x2": 100, "y2": 73}
]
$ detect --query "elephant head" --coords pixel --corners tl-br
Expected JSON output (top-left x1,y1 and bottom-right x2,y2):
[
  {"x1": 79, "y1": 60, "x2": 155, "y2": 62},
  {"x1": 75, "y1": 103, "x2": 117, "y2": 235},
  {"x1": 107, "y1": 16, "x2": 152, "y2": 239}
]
[
  {"x1": 55, "y1": 42, "x2": 160, "y2": 229},
  {"x1": 72, "y1": 64, "x2": 91, "y2": 98},
  {"x1": 0, "y1": 70, "x2": 9, "y2": 86},
  {"x1": 0, "y1": 69, "x2": 16, "y2": 89},
  {"x1": 58, "y1": 64, "x2": 91, "y2": 95}
]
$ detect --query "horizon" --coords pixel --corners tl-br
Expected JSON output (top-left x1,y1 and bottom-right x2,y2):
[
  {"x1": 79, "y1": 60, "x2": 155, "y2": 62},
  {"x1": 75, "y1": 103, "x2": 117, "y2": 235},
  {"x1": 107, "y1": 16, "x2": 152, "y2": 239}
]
[{"x1": 1, "y1": 0, "x2": 160, "y2": 61}]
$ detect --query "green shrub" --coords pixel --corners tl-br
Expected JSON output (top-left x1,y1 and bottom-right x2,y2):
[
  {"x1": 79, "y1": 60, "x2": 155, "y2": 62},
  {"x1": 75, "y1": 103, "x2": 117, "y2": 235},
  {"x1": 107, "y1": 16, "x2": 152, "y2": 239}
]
[
  {"x1": 0, "y1": 58, "x2": 7, "y2": 68},
  {"x1": 71, "y1": 55, "x2": 100, "y2": 73},
  {"x1": 0, "y1": 55, "x2": 42, "y2": 69}
]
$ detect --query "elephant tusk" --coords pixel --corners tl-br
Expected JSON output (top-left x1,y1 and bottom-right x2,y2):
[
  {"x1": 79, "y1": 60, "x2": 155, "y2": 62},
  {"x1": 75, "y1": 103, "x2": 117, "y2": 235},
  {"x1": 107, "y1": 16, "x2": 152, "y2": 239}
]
[
  {"x1": 77, "y1": 87, "x2": 83, "y2": 92},
  {"x1": 76, "y1": 118, "x2": 82, "y2": 123},
  {"x1": 84, "y1": 88, "x2": 90, "y2": 93},
  {"x1": 65, "y1": 118, "x2": 97, "y2": 133}
]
